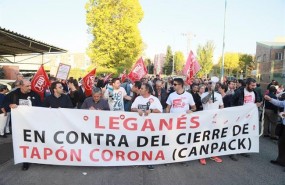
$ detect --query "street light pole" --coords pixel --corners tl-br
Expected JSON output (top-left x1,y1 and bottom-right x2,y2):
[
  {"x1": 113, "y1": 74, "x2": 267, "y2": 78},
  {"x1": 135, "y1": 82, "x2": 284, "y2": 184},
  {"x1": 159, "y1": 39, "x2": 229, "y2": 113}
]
[
  {"x1": 181, "y1": 32, "x2": 196, "y2": 54},
  {"x1": 221, "y1": 0, "x2": 227, "y2": 83}
]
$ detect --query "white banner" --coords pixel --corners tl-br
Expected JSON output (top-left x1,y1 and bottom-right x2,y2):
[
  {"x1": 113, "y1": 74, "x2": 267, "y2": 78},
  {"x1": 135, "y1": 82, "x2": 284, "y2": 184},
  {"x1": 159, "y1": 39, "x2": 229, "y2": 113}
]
[{"x1": 12, "y1": 104, "x2": 259, "y2": 166}]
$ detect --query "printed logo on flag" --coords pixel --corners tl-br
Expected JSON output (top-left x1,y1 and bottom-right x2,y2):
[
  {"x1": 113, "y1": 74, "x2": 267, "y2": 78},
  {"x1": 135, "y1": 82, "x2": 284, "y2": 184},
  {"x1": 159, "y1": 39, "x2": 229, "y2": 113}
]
[
  {"x1": 132, "y1": 64, "x2": 144, "y2": 80},
  {"x1": 85, "y1": 76, "x2": 95, "y2": 90},
  {"x1": 33, "y1": 75, "x2": 47, "y2": 92}
]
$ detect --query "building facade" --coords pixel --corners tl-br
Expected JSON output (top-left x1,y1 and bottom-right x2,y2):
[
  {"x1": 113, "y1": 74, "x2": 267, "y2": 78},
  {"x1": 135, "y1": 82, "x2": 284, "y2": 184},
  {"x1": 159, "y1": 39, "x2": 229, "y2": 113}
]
[
  {"x1": 256, "y1": 42, "x2": 285, "y2": 88},
  {"x1": 0, "y1": 52, "x2": 90, "y2": 79}
]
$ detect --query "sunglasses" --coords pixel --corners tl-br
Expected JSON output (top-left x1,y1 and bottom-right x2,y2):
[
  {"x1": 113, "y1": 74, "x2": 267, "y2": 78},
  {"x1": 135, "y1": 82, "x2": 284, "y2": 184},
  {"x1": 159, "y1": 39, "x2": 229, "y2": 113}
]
[
  {"x1": 208, "y1": 82, "x2": 212, "y2": 85},
  {"x1": 173, "y1": 83, "x2": 180, "y2": 86}
]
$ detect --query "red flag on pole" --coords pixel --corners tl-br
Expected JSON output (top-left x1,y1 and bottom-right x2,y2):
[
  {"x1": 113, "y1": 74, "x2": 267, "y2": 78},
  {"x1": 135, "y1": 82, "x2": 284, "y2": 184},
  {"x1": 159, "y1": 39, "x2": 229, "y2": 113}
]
[
  {"x1": 82, "y1": 68, "x2": 96, "y2": 97},
  {"x1": 128, "y1": 57, "x2": 148, "y2": 82},
  {"x1": 31, "y1": 65, "x2": 50, "y2": 101},
  {"x1": 183, "y1": 50, "x2": 201, "y2": 85}
]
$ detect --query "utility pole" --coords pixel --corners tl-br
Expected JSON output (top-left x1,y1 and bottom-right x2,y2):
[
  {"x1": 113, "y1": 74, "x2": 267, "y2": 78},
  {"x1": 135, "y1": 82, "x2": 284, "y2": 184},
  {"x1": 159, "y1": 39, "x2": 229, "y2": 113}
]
[
  {"x1": 221, "y1": 0, "x2": 227, "y2": 83},
  {"x1": 181, "y1": 32, "x2": 196, "y2": 54}
]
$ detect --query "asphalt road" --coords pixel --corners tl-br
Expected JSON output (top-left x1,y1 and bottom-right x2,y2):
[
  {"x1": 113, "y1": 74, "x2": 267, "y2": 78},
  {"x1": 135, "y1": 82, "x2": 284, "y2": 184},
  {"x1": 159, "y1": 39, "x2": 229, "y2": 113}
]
[{"x1": 0, "y1": 135, "x2": 284, "y2": 185}]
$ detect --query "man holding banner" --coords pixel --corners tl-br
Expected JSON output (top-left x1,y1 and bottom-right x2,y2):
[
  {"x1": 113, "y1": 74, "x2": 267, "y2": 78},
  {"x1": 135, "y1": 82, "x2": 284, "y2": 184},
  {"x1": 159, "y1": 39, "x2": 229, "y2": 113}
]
[
  {"x1": 4, "y1": 79, "x2": 41, "y2": 170},
  {"x1": 165, "y1": 78, "x2": 196, "y2": 114},
  {"x1": 165, "y1": 78, "x2": 196, "y2": 167},
  {"x1": 231, "y1": 77, "x2": 262, "y2": 160},
  {"x1": 43, "y1": 81, "x2": 73, "y2": 108},
  {"x1": 131, "y1": 83, "x2": 163, "y2": 170},
  {"x1": 81, "y1": 87, "x2": 110, "y2": 110},
  {"x1": 200, "y1": 78, "x2": 224, "y2": 165}
]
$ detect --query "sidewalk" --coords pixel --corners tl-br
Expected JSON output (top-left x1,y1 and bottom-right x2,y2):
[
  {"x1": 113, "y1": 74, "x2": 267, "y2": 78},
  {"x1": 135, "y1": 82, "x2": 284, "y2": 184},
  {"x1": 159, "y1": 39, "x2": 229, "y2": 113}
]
[{"x1": 0, "y1": 134, "x2": 13, "y2": 165}]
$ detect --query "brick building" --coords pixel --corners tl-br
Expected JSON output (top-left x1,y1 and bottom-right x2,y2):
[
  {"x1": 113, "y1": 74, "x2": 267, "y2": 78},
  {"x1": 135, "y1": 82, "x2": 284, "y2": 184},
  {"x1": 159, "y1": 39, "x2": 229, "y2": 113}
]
[{"x1": 256, "y1": 42, "x2": 285, "y2": 88}]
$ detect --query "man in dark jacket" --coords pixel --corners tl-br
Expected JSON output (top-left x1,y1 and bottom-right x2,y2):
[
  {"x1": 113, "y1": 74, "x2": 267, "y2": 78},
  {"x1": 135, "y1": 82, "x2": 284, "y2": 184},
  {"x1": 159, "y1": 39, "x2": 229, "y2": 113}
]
[
  {"x1": 232, "y1": 78, "x2": 262, "y2": 107},
  {"x1": 264, "y1": 85, "x2": 278, "y2": 139},
  {"x1": 231, "y1": 78, "x2": 262, "y2": 161},
  {"x1": 190, "y1": 83, "x2": 203, "y2": 111},
  {"x1": 4, "y1": 79, "x2": 42, "y2": 171},
  {"x1": 153, "y1": 80, "x2": 168, "y2": 111},
  {"x1": 43, "y1": 81, "x2": 73, "y2": 108}
]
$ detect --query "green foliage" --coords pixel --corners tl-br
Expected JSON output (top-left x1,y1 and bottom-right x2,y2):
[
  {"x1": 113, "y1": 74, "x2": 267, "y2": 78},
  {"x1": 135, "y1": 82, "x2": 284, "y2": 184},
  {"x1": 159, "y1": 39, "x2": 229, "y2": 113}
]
[
  {"x1": 68, "y1": 68, "x2": 86, "y2": 80},
  {"x1": 239, "y1": 54, "x2": 254, "y2": 77},
  {"x1": 212, "y1": 64, "x2": 221, "y2": 76},
  {"x1": 174, "y1": 51, "x2": 184, "y2": 73},
  {"x1": 218, "y1": 52, "x2": 240, "y2": 76},
  {"x1": 196, "y1": 41, "x2": 215, "y2": 78},
  {"x1": 163, "y1": 45, "x2": 173, "y2": 75},
  {"x1": 86, "y1": 65, "x2": 118, "y2": 77},
  {"x1": 86, "y1": 0, "x2": 144, "y2": 74}
]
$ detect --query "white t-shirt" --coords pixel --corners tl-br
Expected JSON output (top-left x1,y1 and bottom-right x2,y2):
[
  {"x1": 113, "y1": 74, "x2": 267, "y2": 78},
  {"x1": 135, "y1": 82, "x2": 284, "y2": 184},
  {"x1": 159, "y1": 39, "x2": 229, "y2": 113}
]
[
  {"x1": 201, "y1": 92, "x2": 223, "y2": 110},
  {"x1": 131, "y1": 95, "x2": 163, "y2": 112},
  {"x1": 243, "y1": 88, "x2": 255, "y2": 104},
  {"x1": 166, "y1": 91, "x2": 195, "y2": 113},
  {"x1": 104, "y1": 87, "x2": 127, "y2": 111}
]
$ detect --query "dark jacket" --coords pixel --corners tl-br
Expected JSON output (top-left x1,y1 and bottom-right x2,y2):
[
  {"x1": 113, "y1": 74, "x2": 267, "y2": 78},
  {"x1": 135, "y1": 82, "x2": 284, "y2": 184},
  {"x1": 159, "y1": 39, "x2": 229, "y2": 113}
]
[
  {"x1": 154, "y1": 88, "x2": 168, "y2": 109},
  {"x1": 69, "y1": 90, "x2": 80, "y2": 108},
  {"x1": 223, "y1": 94, "x2": 233, "y2": 108},
  {"x1": 3, "y1": 88, "x2": 42, "y2": 111},
  {"x1": 232, "y1": 87, "x2": 261, "y2": 106},
  {"x1": 191, "y1": 92, "x2": 203, "y2": 111},
  {"x1": 77, "y1": 86, "x2": 87, "y2": 109},
  {"x1": 265, "y1": 92, "x2": 278, "y2": 113},
  {"x1": 43, "y1": 94, "x2": 73, "y2": 108}
]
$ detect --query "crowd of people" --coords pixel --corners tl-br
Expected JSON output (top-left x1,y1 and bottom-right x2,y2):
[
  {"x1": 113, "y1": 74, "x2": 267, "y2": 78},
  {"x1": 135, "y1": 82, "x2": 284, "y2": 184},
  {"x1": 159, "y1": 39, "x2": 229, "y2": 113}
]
[{"x1": 0, "y1": 73, "x2": 285, "y2": 172}]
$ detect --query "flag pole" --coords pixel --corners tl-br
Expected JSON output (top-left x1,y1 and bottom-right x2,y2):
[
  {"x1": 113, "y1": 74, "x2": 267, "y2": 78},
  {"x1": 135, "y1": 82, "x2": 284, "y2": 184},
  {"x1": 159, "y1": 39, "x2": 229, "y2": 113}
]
[{"x1": 221, "y1": 0, "x2": 227, "y2": 83}]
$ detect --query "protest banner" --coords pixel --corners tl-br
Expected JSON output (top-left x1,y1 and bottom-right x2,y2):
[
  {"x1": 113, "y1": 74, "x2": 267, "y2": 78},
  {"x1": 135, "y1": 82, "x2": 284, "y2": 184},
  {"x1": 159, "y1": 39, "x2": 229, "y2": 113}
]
[{"x1": 12, "y1": 104, "x2": 259, "y2": 166}]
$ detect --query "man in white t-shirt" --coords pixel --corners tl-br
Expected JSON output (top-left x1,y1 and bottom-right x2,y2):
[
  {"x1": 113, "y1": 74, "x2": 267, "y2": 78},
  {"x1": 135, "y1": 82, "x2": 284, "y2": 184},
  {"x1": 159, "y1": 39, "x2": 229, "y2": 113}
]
[
  {"x1": 131, "y1": 83, "x2": 162, "y2": 170},
  {"x1": 165, "y1": 78, "x2": 196, "y2": 113},
  {"x1": 165, "y1": 78, "x2": 196, "y2": 167},
  {"x1": 199, "y1": 80, "x2": 224, "y2": 165},
  {"x1": 131, "y1": 83, "x2": 163, "y2": 116},
  {"x1": 104, "y1": 78, "x2": 131, "y2": 111},
  {"x1": 201, "y1": 82, "x2": 224, "y2": 110}
]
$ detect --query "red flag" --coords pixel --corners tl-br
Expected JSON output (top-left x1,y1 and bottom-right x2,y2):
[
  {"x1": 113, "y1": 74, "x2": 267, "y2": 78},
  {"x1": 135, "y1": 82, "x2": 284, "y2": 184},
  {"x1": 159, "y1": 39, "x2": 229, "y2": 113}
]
[
  {"x1": 103, "y1": 73, "x2": 113, "y2": 83},
  {"x1": 121, "y1": 69, "x2": 127, "y2": 83},
  {"x1": 183, "y1": 51, "x2": 201, "y2": 85},
  {"x1": 82, "y1": 68, "x2": 96, "y2": 97},
  {"x1": 128, "y1": 57, "x2": 148, "y2": 82},
  {"x1": 31, "y1": 65, "x2": 50, "y2": 101}
]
